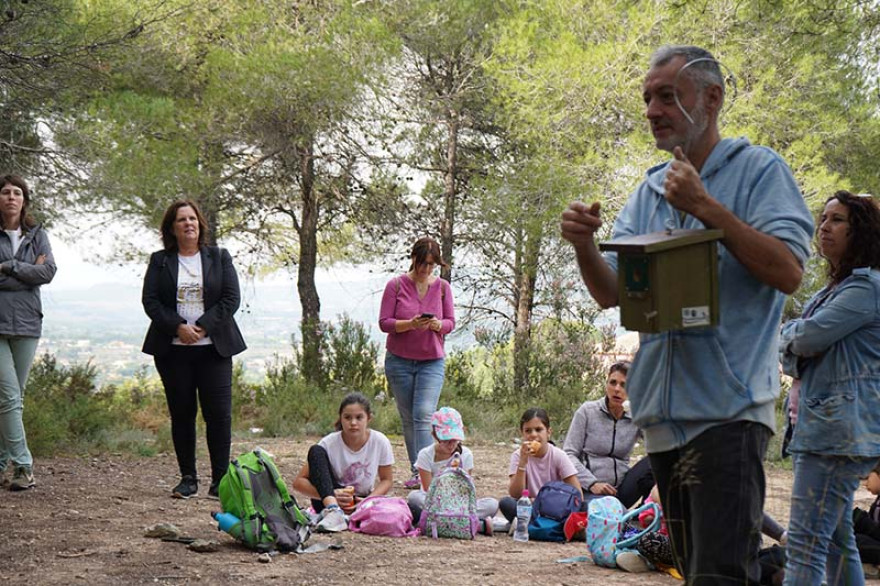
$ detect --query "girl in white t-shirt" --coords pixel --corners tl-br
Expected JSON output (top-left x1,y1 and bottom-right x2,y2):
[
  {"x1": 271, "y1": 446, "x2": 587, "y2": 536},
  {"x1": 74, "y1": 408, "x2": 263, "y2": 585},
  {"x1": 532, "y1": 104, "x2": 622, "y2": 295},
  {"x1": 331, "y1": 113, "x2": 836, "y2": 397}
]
[
  {"x1": 293, "y1": 392, "x2": 394, "y2": 532},
  {"x1": 499, "y1": 407, "x2": 581, "y2": 522},
  {"x1": 406, "y1": 407, "x2": 499, "y2": 532}
]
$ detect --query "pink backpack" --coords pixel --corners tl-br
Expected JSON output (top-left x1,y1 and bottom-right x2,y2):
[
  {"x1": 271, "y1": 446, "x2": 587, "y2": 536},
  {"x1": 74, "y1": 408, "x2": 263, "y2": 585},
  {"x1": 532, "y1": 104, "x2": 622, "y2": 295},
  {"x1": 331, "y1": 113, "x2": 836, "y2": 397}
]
[{"x1": 348, "y1": 496, "x2": 420, "y2": 537}]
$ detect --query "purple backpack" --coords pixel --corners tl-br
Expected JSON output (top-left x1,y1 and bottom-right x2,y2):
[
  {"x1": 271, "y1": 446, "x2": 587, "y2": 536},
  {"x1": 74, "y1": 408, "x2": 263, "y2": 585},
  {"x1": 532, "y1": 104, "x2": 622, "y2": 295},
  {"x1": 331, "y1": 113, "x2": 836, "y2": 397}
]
[
  {"x1": 348, "y1": 496, "x2": 420, "y2": 538},
  {"x1": 418, "y1": 465, "x2": 480, "y2": 539}
]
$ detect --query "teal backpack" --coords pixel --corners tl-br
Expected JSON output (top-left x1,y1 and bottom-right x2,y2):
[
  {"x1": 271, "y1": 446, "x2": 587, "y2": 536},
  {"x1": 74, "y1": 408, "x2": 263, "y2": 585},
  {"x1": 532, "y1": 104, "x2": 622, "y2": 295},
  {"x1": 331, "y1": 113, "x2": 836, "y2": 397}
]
[{"x1": 217, "y1": 448, "x2": 311, "y2": 552}]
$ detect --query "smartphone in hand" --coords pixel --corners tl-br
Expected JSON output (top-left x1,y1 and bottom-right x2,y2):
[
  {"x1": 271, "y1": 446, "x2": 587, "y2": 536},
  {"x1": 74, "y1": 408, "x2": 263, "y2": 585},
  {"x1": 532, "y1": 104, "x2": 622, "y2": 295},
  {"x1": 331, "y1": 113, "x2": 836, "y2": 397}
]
[{"x1": 420, "y1": 313, "x2": 435, "y2": 319}]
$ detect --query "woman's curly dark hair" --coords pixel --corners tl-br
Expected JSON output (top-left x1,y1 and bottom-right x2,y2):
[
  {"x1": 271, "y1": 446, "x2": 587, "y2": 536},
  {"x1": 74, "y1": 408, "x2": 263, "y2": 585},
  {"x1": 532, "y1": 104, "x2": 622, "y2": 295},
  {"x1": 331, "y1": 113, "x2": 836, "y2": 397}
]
[{"x1": 822, "y1": 190, "x2": 880, "y2": 284}]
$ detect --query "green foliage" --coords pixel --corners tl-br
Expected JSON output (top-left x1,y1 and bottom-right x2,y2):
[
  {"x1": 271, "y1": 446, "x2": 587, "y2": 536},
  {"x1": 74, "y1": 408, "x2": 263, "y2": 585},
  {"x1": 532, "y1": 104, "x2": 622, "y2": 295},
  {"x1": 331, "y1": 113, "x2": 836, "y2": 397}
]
[
  {"x1": 0, "y1": 0, "x2": 156, "y2": 176},
  {"x1": 22, "y1": 356, "x2": 174, "y2": 457},
  {"x1": 232, "y1": 361, "x2": 262, "y2": 428},
  {"x1": 255, "y1": 313, "x2": 384, "y2": 436},
  {"x1": 324, "y1": 314, "x2": 384, "y2": 394},
  {"x1": 287, "y1": 313, "x2": 384, "y2": 394},
  {"x1": 443, "y1": 317, "x2": 613, "y2": 442},
  {"x1": 254, "y1": 353, "x2": 395, "y2": 438},
  {"x1": 254, "y1": 358, "x2": 330, "y2": 437},
  {"x1": 24, "y1": 354, "x2": 119, "y2": 455}
]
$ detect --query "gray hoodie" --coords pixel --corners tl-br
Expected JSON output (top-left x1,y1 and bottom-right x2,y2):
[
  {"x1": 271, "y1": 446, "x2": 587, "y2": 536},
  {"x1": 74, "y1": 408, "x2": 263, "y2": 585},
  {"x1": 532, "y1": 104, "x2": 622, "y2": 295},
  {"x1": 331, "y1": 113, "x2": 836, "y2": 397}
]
[
  {"x1": 0, "y1": 224, "x2": 56, "y2": 337},
  {"x1": 562, "y1": 398, "x2": 642, "y2": 491}
]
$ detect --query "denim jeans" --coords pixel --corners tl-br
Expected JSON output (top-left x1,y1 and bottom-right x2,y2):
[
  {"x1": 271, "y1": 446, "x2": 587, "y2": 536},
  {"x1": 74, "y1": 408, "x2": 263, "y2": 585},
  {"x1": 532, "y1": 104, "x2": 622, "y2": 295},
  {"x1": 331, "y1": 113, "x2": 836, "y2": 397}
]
[
  {"x1": 0, "y1": 336, "x2": 39, "y2": 469},
  {"x1": 384, "y1": 352, "x2": 445, "y2": 468},
  {"x1": 784, "y1": 453, "x2": 876, "y2": 586},
  {"x1": 649, "y1": 421, "x2": 770, "y2": 585}
]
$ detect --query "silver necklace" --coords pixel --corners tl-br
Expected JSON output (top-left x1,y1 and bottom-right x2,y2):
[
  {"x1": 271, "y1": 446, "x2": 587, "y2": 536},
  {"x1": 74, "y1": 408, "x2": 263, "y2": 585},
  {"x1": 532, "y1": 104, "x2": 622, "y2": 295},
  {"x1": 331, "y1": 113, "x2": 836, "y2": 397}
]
[{"x1": 179, "y1": 256, "x2": 199, "y2": 278}]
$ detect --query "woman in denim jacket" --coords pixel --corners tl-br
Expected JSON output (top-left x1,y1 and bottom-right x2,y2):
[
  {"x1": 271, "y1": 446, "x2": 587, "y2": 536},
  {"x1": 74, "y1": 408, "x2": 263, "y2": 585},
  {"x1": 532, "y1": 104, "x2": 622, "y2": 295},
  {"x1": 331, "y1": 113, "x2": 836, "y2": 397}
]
[{"x1": 781, "y1": 191, "x2": 880, "y2": 586}]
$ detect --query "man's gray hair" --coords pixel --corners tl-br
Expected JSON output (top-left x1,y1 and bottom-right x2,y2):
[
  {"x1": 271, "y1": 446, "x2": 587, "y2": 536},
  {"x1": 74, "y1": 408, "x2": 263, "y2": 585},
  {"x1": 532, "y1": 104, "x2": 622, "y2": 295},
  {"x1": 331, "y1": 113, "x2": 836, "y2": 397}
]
[{"x1": 649, "y1": 45, "x2": 725, "y2": 96}]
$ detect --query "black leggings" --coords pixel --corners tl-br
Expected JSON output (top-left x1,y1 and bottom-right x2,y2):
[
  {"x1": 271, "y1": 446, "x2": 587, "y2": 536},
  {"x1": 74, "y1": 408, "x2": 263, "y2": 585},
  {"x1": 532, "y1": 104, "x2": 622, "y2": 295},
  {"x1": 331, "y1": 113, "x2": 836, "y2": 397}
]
[
  {"x1": 580, "y1": 456, "x2": 656, "y2": 509},
  {"x1": 306, "y1": 445, "x2": 343, "y2": 513},
  {"x1": 155, "y1": 345, "x2": 232, "y2": 483},
  {"x1": 614, "y1": 456, "x2": 655, "y2": 508}
]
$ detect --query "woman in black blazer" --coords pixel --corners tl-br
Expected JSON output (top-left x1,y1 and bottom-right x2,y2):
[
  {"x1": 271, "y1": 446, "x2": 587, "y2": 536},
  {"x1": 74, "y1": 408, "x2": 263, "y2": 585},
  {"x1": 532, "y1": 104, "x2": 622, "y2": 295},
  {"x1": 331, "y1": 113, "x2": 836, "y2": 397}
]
[{"x1": 142, "y1": 200, "x2": 246, "y2": 499}]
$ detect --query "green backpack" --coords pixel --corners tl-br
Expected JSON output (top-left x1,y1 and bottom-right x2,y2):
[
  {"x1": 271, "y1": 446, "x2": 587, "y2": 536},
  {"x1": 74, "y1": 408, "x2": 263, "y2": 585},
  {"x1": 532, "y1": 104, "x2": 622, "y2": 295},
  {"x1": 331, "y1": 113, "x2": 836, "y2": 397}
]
[{"x1": 217, "y1": 448, "x2": 311, "y2": 552}]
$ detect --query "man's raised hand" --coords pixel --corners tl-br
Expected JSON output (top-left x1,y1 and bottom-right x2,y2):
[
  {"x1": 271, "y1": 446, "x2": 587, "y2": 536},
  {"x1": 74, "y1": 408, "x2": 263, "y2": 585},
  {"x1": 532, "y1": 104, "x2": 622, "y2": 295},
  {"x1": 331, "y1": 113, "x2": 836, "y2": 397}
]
[
  {"x1": 561, "y1": 201, "x2": 603, "y2": 248},
  {"x1": 664, "y1": 146, "x2": 709, "y2": 216}
]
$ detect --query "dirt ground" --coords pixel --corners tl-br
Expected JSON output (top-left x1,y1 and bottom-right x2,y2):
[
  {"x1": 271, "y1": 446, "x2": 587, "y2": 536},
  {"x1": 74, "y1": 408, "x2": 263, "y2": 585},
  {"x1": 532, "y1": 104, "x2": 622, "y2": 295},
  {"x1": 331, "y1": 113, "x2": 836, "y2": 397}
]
[{"x1": 1, "y1": 435, "x2": 875, "y2": 586}]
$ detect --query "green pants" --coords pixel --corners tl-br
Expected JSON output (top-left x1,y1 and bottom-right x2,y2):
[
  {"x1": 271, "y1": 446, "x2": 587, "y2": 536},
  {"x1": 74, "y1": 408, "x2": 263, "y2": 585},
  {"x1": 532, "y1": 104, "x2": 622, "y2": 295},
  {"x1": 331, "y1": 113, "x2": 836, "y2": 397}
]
[{"x1": 0, "y1": 336, "x2": 39, "y2": 469}]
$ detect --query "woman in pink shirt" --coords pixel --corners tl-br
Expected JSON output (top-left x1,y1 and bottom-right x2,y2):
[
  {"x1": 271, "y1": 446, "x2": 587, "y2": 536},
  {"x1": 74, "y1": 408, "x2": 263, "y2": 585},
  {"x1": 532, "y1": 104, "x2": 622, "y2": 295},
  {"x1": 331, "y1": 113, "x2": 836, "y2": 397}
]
[{"x1": 379, "y1": 237, "x2": 455, "y2": 489}]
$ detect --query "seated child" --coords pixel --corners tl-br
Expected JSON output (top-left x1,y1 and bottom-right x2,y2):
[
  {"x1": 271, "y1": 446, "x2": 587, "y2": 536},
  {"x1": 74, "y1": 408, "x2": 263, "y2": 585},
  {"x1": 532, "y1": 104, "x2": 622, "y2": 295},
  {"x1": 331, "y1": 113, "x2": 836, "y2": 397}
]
[
  {"x1": 407, "y1": 407, "x2": 499, "y2": 533},
  {"x1": 292, "y1": 392, "x2": 394, "y2": 533},
  {"x1": 499, "y1": 407, "x2": 581, "y2": 523},
  {"x1": 853, "y1": 461, "x2": 880, "y2": 573},
  {"x1": 631, "y1": 485, "x2": 674, "y2": 570},
  {"x1": 618, "y1": 485, "x2": 786, "y2": 578}
]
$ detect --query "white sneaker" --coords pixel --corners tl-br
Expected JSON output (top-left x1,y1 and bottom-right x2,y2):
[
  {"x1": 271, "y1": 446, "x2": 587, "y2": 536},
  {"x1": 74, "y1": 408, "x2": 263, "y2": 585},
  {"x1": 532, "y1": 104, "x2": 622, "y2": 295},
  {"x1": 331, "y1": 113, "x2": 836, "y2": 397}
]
[
  {"x1": 616, "y1": 551, "x2": 651, "y2": 573},
  {"x1": 492, "y1": 518, "x2": 511, "y2": 534},
  {"x1": 862, "y1": 563, "x2": 880, "y2": 579},
  {"x1": 316, "y1": 506, "x2": 348, "y2": 533}
]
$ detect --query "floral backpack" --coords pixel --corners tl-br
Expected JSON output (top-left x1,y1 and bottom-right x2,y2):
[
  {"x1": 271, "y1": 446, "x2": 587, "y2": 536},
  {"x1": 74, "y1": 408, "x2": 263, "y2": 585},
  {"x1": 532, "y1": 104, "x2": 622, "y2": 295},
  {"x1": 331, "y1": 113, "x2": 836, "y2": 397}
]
[
  {"x1": 348, "y1": 496, "x2": 420, "y2": 537},
  {"x1": 418, "y1": 461, "x2": 480, "y2": 539},
  {"x1": 587, "y1": 496, "x2": 660, "y2": 567}
]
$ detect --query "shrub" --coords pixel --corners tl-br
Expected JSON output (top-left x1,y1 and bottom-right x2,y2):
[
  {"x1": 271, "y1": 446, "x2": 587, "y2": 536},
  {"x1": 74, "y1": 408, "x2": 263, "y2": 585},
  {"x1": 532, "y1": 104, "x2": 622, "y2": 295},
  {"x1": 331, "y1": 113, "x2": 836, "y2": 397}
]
[
  {"x1": 23, "y1": 354, "x2": 113, "y2": 455},
  {"x1": 254, "y1": 353, "x2": 396, "y2": 438},
  {"x1": 255, "y1": 355, "x2": 333, "y2": 436},
  {"x1": 324, "y1": 314, "x2": 383, "y2": 396},
  {"x1": 231, "y1": 361, "x2": 261, "y2": 428},
  {"x1": 441, "y1": 318, "x2": 611, "y2": 442},
  {"x1": 22, "y1": 356, "x2": 175, "y2": 457},
  {"x1": 284, "y1": 313, "x2": 384, "y2": 394}
]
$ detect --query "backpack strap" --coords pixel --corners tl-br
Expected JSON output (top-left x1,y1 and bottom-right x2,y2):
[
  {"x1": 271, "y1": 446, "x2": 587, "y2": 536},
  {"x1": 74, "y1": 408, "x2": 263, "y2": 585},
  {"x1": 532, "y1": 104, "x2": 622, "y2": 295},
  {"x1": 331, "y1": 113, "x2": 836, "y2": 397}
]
[
  {"x1": 230, "y1": 456, "x2": 264, "y2": 548},
  {"x1": 616, "y1": 501, "x2": 661, "y2": 550},
  {"x1": 255, "y1": 449, "x2": 310, "y2": 527}
]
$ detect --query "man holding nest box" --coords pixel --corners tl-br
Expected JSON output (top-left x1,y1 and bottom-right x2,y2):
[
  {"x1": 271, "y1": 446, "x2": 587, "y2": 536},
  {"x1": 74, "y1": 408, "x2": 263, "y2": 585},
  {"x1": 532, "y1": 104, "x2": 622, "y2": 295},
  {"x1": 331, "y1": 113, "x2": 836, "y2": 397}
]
[{"x1": 561, "y1": 45, "x2": 813, "y2": 584}]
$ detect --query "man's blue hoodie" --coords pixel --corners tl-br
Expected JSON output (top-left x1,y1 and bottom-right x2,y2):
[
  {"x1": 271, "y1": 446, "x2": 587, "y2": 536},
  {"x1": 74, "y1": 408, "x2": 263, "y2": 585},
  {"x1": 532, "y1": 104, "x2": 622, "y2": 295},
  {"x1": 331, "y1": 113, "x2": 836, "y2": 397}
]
[{"x1": 604, "y1": 137, "x2": 814, "y2": 453}]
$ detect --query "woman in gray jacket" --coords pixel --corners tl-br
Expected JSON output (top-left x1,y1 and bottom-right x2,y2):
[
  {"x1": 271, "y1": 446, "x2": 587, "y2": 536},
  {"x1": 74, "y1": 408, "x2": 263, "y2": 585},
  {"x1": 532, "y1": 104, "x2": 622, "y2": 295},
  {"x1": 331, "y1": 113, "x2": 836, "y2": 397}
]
[
  {"x1": 563, "y1": 361, "x2": 653, "y2": 507},
  {"x1": 0, "y1": 175, "x2": 56, "y2": 491}
]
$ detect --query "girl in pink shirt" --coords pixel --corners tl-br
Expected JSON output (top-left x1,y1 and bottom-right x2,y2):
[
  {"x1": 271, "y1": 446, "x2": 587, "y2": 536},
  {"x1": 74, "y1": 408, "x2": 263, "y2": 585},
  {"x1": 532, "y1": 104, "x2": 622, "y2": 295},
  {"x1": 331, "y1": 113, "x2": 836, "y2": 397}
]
[{"x1": 499, "y1": 407, "x2": 581, "y2": 522}]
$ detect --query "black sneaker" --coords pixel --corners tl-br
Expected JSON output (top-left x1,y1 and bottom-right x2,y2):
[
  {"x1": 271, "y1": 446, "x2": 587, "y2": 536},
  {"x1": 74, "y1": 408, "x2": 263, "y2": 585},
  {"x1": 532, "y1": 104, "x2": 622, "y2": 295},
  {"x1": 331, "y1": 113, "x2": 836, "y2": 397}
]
[
  {"x1": 208, "y1": 481, "x2": 220, "y2": 499},
  {"x1": 172, "y1": 475, "x2": 198, "y2": 499}
]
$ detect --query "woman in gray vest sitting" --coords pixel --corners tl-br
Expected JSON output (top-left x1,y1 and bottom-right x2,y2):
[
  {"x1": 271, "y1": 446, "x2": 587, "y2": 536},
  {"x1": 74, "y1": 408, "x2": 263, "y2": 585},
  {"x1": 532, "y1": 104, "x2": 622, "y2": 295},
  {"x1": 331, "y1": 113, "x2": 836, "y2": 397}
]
[{"x1": 563, "y1": 361, "x2": 653, "y2": 507}]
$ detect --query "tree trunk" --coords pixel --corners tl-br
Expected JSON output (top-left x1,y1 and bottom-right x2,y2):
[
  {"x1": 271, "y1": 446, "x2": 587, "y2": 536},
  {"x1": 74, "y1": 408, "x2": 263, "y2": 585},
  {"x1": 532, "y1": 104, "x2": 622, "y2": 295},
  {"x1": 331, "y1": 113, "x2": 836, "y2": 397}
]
[
  {"x1": 512, "y1": 227, "x2": 542, "y2": 394},
  {"x1": 439, "y1": 113, "x2": 458, "y2": 282},
  {"x1": 200, "y1": 203, "x2": 219, "y2": 247},
  {"x1": 196, "y1": 141, "x2": 224, "y2": 247},
  {"x1": 297, "y1": 139, "x2": 323, "y2": 383}
]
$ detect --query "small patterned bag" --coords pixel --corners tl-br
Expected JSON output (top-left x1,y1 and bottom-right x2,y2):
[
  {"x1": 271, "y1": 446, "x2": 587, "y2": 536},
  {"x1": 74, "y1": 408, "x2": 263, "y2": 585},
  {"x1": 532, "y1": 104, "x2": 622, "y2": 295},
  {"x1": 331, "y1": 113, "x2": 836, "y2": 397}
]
[
  {"x1": 418, "y1": 463, "x2": 480, "y2": 539},
  {"x1": 587, "y1": 496, "x2": 660, "y2": 567}
]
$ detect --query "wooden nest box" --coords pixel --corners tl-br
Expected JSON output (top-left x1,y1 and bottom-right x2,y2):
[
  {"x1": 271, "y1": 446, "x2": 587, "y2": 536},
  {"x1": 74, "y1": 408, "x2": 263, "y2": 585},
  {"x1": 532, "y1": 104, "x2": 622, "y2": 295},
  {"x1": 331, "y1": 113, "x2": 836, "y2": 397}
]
[{"x1": 599, "y1": 229, "x2": 723, "y2": 333}]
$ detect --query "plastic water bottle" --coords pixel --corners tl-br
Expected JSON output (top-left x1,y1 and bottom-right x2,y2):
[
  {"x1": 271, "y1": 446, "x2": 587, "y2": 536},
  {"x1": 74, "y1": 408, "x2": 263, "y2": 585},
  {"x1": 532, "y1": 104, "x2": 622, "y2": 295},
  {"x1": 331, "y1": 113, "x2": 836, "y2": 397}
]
[
  {"x1": 212, "y1": 511, "x2": 242, "y2": 539},
  {"x1": 513, "y1": 489, "x2": 531, "y2": 542}
]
